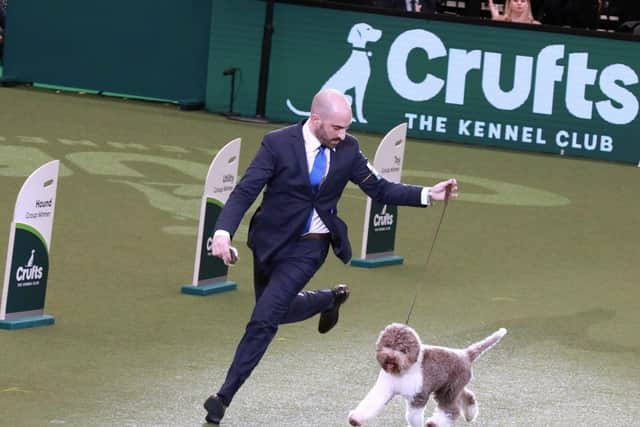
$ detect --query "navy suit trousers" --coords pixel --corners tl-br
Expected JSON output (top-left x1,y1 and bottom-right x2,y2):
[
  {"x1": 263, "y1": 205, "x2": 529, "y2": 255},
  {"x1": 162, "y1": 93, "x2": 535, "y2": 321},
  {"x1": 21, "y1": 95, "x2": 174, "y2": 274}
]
[{"x1": 217, "y1": 238, "x2": 333, "y2": 404}]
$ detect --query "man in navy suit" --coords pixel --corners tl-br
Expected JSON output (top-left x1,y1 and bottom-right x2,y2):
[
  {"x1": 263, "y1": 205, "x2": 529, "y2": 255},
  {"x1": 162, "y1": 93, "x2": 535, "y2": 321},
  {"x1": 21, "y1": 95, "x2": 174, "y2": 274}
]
[{"x1": 203, "y1": 89, "x2": 458, "y2": 424}]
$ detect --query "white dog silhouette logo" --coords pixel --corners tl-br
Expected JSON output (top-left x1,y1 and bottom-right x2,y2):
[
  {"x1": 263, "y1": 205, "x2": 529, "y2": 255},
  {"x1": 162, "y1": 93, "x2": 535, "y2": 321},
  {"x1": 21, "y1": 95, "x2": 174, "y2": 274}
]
[
  {"x1": 27, "y1": 249, "x2": 35, "y2": 267},
  {"x1": 286, "y1": 23, "x2": 383, "y2": 124}
]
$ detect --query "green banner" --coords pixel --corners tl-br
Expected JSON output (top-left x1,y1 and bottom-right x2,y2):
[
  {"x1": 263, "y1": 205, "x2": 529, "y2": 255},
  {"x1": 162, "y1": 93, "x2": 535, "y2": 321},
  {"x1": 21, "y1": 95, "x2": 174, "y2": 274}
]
[{"x1": 265, "y1": 3, "x2": 640, "y2": 164}]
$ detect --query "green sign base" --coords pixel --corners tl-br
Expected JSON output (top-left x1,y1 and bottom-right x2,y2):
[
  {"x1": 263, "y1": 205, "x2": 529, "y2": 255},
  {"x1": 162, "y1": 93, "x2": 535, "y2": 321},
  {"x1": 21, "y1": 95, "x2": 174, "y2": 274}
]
[
  {"x1": 0, "y1": 314, "x2": 55, "y2": 330},
  {"x1": 350, "y1": 256, "x2": 404, "y2": 268},
  {"x1": 181, "y1": 281, "x2": 237, "y2": 296}
]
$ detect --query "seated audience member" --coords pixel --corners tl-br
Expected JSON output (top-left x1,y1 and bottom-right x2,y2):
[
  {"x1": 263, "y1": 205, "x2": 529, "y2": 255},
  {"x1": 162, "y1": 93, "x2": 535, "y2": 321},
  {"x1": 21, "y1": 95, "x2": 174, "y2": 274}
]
[
  {"x1": 488, "y1": 0, "x2": 541, "y2": 24},
  {"x1": 616, "y1": 0, "x2": 640, "y2": 24},
  {"x1": 0, "y1": 0, "x2": 5, "y2": 63},
  {"x1": 567, "y1": 0, "x2": 602, "y2": 29},
  {"x1": 463, "y1": 0, "x2": 483, "y2": 17},
  {"x1": 336, "y1": 0, "x2": 375, "y2": 5},
  {"x1": 376, "y1": 0, "x2": 437, "y2": 14},
  {"x1": 540, "y1": 0, "x2": 567, "y2": 25}
]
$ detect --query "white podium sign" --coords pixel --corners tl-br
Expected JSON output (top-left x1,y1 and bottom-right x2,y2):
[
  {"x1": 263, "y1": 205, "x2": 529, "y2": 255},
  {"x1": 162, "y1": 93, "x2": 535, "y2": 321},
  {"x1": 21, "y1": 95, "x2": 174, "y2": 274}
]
[
  {"x1": 182, "y1": 139, "x2": 241, "y2": 296},
  {"x1": 1, "y1": 160, "x2": 60, "y2": 329},
  {"x1": 352, "y1": 124, "x2": 407, "y2": 268}
]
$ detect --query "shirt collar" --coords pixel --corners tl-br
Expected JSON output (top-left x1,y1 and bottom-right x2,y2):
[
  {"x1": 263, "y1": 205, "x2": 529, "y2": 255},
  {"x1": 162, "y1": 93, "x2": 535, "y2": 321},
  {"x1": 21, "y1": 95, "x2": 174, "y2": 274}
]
[{"x1": 302, "y1": 120, "x2": 335, "y2": 152}]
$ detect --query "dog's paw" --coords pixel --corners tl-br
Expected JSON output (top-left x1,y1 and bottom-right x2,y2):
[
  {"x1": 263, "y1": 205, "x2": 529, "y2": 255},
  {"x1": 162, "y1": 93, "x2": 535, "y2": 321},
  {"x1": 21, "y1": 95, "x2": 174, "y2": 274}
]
[{"x1": 348, "y1": 410, "x2": 363, "y2": 426}]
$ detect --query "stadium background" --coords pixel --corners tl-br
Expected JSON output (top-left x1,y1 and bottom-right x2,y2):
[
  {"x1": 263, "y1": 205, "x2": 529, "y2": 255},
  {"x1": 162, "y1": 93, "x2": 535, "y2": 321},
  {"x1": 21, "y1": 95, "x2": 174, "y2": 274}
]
[{"x1": 1, "y1": 1, "x2": 639, "y2": 426}]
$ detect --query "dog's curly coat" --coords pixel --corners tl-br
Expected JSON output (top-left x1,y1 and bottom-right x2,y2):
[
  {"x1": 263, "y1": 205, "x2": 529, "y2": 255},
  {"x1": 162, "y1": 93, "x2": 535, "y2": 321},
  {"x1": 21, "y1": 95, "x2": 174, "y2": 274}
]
[{"x1": 348, "y1": 323, "x2": 507, "y2": 427}]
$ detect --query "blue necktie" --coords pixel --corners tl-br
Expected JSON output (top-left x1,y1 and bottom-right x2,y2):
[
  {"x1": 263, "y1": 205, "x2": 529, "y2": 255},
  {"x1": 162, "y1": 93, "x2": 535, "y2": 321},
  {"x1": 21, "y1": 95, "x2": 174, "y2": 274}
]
[{"x1": 305, "y1": 146, "x2": 326, "y2": 232}]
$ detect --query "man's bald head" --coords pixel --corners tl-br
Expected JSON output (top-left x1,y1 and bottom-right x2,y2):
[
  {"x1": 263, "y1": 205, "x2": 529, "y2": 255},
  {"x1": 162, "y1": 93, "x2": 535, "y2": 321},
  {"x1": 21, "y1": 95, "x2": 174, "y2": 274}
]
[
  {"x1": 310, "y1": 89, "x2": 352, "y2": 121},
  {"x1": 308, "y1": 89, "x2": 352, "y2": 149}
]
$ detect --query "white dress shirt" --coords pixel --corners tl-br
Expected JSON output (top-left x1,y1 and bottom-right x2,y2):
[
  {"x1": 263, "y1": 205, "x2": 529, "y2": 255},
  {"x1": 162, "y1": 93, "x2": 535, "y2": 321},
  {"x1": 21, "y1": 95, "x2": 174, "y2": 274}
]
[{"x1": 302, "y1": 120, "x2": 331, "y2": 235}]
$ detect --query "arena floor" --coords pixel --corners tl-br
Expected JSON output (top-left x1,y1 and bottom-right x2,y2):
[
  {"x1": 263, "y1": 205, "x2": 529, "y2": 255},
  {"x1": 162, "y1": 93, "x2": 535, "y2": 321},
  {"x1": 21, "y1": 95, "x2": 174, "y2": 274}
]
[{"x1": 0, "y1": 86, "x2": 638, "y2": 426}]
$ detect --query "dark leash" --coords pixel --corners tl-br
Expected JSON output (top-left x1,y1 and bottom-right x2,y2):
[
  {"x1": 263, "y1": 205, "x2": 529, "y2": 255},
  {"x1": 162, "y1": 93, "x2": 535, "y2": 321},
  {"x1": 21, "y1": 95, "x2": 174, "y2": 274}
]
[{"x1": 405, "y1": 187, "x2": 451, "y2": 325}]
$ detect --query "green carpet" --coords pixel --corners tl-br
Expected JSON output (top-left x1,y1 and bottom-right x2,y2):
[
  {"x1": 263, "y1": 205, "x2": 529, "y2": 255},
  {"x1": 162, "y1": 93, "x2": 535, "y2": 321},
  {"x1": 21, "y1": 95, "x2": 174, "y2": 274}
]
[{"x1": 0, "y1": 86, "x2": 638, "y2": 426}]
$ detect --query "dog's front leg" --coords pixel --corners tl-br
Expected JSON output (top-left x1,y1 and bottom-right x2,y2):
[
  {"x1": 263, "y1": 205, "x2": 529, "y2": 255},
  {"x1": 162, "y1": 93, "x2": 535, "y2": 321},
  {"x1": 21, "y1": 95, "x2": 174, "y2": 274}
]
[
  {"x1": 348, "y1": 370, "x2": 395, "y2": 426},
  {"x1": 404, "y1": 400, "x2": 425, "y2": 427}
]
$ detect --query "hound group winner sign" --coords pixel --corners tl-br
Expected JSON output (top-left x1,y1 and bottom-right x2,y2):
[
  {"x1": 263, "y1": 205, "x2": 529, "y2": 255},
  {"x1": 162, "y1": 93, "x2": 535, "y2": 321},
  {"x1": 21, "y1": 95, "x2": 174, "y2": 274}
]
[{"x1": 1, "y1": 160, "x2": 60, "y2": 329}]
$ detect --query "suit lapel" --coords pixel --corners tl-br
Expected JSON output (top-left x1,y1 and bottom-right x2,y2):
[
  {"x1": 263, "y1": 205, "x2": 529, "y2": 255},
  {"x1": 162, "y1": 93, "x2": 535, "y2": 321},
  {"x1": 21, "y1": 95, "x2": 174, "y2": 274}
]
[
  {"x1": 322, "y1": 148, "x2": 336, "y2": 190},
  {"x1": 292, "y1": 121, "x2": 313, "y2": 194}
]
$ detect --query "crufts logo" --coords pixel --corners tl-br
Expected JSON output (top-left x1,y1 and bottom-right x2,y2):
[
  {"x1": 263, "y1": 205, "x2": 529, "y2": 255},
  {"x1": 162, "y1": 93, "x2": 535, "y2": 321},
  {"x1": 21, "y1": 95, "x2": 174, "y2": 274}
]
[
  {"x1": 15, "y1": 250, "x2": 44, "y2": 283},
  {"x1": 373, "y1": 204, "x2": 394, "y2": 228}
]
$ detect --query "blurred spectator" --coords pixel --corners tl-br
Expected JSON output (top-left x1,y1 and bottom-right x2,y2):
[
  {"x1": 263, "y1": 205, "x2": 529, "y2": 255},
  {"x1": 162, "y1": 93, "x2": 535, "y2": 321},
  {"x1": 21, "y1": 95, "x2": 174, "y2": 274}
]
[
  {"x1": 488, "y1": 0, "x2": 541, "y2": 24},
  {"x1": 337, "y1": 0, "x2": 376, "y2": 5},
  {"x1": 539, "y1": 0, "x2": 565, "y2": 25},
  {"x1": 463, "y1": 0, "x2": 483, "y2": 17},
  {"x1": 0, "y1": 0, "x2": 6, "y2": 63},
  {"x1": 616, "y1": 0, "x2": 640, "y2": 23},
  {"x1": 539, "y1": 0, "x2": 602, "y2": 29},
  {"x1": 375, "y1": 0, "x2": 437, "y2": 14},
  {"x1": 567, "y1": 0, "x2": 602, "y2": 29}
]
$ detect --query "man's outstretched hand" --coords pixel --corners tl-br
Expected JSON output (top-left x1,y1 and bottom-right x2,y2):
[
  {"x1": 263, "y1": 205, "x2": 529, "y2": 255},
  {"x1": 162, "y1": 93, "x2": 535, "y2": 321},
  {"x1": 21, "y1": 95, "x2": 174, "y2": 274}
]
[{"x1": 431, "y1": 178, "x2": 458, "y2": 201}]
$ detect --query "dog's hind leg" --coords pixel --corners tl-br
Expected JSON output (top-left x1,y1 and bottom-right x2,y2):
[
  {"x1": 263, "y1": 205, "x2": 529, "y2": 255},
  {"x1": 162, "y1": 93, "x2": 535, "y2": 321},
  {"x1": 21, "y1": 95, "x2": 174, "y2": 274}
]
[
  {"x1": 425, "y1": 407, "x2": 453, "y2": 427},
  {"x1": 426, "y1": 403, "x2": 460, "y2": 427},
  {"x1": 459, "y1": 388, "x2": 478, "y2": 422}
]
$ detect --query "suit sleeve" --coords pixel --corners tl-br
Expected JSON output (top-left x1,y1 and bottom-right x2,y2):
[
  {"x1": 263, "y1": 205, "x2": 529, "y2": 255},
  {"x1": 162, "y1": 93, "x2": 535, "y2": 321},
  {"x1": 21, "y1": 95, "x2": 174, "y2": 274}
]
[
  {"x1": 350, "y1": 149, "x2": 425, "y2": 207},
  {"x1": 215, "y1": 138, "x2": 276, "y2": 237}
]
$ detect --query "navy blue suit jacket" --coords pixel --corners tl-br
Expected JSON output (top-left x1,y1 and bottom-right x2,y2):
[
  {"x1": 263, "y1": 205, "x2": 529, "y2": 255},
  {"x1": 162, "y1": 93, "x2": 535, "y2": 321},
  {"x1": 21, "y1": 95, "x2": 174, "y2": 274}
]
[{"x1": 216, "y1": 121, "x2": 425, "y2": 264}]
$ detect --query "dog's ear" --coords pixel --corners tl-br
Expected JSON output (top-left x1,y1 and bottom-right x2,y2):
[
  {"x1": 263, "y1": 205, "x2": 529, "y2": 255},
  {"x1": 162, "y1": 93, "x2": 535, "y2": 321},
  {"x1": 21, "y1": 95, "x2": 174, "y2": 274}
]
[{"x1": 347, "y1": 24, "x2": 363, "y2": 46}]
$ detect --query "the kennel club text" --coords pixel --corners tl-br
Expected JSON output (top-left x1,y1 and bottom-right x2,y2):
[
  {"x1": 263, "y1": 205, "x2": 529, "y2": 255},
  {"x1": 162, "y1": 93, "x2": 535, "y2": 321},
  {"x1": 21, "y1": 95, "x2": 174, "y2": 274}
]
[{"x1": 404, "y1": 114, "x2": 614, "y2": 152}]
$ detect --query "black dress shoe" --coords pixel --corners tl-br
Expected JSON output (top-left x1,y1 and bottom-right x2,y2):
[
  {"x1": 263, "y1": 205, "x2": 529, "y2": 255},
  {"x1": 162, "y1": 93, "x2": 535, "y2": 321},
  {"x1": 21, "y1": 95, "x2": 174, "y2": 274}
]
[
  {"x1": 204, "y1": 395, "x2": 226, "y2": 424},
  {"x1": 318, "y1": 284, "x2": 350, "y2": 334}
]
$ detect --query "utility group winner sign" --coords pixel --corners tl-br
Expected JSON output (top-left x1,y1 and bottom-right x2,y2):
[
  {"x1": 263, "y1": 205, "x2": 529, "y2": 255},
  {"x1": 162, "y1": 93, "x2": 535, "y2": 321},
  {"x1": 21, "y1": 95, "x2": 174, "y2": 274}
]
[
  {"x1": 181, "y1": 138, "x2": 241, "y2": 296},
  {"x1": 1, "y1": 160, "x2": 60, "y2": 329},
  {"x1": 266, "y1": 4, "x2": 640, "y2": 164}
]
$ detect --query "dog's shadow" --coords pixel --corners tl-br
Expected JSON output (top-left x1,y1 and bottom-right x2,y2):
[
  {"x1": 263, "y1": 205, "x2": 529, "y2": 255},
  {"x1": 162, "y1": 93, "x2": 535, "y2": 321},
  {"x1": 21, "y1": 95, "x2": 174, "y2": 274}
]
[{"x1": 458, "y1": 308, "x2": 639, "y2": 355}]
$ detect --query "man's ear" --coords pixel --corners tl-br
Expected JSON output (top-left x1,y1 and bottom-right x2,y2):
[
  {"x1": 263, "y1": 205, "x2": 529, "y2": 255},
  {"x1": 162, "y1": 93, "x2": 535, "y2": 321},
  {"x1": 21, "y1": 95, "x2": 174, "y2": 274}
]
[{"x1": 309, "y1": 113, "x2": 320, "y2": 127}]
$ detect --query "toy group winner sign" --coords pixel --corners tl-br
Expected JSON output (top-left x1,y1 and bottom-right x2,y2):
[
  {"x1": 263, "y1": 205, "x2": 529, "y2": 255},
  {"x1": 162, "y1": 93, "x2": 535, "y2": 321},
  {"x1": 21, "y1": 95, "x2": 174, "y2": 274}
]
[
  {"x1": 181, "y1": 138, "x2": 241, "y2": 296},
  {"x1": 1, "y1": 160, "x2": 60, "y2": 329},
  {"x1": 352, "y1": 124, "x2": 407, "y2": 268}
]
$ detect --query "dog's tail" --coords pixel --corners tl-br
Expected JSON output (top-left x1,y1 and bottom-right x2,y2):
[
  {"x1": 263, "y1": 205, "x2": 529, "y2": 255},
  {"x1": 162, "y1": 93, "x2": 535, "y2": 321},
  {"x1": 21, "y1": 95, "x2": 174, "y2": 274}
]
[
  {"x1": 286, "y1": 99, "x2": 310, "y2": 117},
  {"x1": 465, "y1": 328, "x2": 507, "y2": 363}
]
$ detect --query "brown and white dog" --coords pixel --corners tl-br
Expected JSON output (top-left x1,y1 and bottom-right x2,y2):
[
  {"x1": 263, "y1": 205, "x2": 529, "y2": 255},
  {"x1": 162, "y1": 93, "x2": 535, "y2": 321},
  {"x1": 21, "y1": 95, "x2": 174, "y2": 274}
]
[{"x1": 348, "y1": 323, "x2": 507, "y2": 427}]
